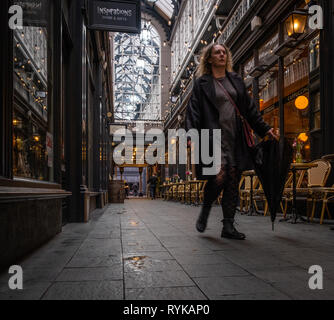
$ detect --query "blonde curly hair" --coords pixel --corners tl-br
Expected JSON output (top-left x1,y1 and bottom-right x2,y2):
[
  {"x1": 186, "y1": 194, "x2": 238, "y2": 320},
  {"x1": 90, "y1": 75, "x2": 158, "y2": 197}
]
[{"x1": 196, "y1": 43, "x2": 233, "y2": 77}]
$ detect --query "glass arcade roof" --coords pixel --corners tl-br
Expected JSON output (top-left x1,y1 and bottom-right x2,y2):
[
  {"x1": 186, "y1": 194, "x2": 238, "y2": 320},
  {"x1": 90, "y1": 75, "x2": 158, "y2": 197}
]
[
  {"x1": 154, "y1": 0, "x2": 174, "y2": 20},
  {"x1": 113, "y1": 20, "x2": 161, "y2": 121}
]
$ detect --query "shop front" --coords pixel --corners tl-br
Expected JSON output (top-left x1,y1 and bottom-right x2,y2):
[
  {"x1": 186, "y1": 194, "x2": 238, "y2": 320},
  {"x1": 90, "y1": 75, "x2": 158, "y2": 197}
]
[
  {"x1": 0, "y1": 0, "x2": 113, "y2": 270},
  {"x1": 226, "y1": 0, "x2": 332, "y2": 165}
]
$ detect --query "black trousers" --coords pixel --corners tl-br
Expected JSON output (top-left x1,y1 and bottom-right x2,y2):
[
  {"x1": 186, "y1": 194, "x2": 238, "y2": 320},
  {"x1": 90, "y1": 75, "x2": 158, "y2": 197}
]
[
  {"x1": 203, "y1": 165, "x2": 241, "y2": 221},
  {"x1": 150, "y1": 185, "x2": 156, "y2": 199}
]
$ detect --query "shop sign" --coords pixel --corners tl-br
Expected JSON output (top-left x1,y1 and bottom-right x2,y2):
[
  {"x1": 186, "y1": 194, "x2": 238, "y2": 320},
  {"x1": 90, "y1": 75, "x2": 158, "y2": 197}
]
[
  {"x1": 88, "y1": 0, "x2": 141, "y2": 33},
  {"x1": 263, "y1": 104, "x2": 278, "y2": 114},
  {"x1": 13, "y1": 0, "x2": 48, "y2": 27},
  {"x1": 285, "y1": 87, "x2": 308, "y2": 104},
  {"x1": 262, "y1": 86, "x2": 308, "y2": 113}
]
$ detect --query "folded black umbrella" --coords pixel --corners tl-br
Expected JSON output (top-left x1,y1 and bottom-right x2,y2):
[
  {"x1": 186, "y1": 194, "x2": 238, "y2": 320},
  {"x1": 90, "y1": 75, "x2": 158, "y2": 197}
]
[{"x1": 250, "y1": 138, "x2": 293, "y2": 230}]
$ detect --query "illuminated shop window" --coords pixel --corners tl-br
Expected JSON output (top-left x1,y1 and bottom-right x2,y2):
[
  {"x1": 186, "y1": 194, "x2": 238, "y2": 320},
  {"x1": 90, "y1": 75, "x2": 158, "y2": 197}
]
[
  {"x1": 12, "y1": 1, "x2": 53, "y2": 181},
  {"x1": 284, "y1": 47, "x2": 310, "y2": 162},
  {"x1": 309, "y1": 34, "x2": 320, "y2": 72}
]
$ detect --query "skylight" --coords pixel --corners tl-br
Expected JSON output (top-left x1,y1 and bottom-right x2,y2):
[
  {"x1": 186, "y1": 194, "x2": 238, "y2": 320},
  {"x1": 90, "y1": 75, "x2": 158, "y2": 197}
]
[
  {"x1": 155, "y1": 0, "x2": 174, "y2": 20},
  {"x1": 113, "y1": 20, "x2": 161, "y2": 121}
]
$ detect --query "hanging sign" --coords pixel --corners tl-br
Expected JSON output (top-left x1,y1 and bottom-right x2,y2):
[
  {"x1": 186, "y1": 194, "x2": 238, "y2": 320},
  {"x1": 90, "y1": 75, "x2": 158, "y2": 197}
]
[
  {"x1": 14, "y1": 0, "x2": 48, "y2": 27},
  {"x1": 88, "y1": 0, "x2": 141, "y2": 33}
]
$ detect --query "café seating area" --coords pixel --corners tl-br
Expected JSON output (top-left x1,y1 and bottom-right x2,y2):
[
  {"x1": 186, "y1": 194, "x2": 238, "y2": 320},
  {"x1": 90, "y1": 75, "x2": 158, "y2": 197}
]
[
  {"x1": 241, "y1": 158, "x2": 334, "y2": 224},
  {"x1": 161, "y1": 180, "x2": 207, "y2": 205},
  {"x1": 161, "y1": 157, "x2": 334, "y2": 224}
]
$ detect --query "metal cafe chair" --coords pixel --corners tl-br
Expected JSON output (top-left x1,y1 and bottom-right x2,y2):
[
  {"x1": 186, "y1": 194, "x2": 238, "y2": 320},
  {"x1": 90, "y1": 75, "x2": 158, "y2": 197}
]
[
  {"x1": 308, "y1": 184, "x2": 334, "y2": 224},
  {"x1": 198, "y1": 180, "x2": 208, "y2": 205},
  {"x1": 184, "y1": 182, "x2": 191, "y2": 204},
  {"x1": 239, "y1": 174, "x2": 259, "y2": 213},
  {"x1": 304, "y1": 160, "x2": 332, "y2": 223},
  {"x1": 281, "y1": 159, "x2": 331, "y2": 222},
  {"x1": 166, "y1": 183, "x2": 173, "y2": 201}
]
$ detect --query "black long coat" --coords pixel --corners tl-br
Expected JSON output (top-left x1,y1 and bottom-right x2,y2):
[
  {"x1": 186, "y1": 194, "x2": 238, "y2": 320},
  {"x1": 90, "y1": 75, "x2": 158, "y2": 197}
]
[{"x1": 185, "y1": 72, "x2": 271, "y2": 179}]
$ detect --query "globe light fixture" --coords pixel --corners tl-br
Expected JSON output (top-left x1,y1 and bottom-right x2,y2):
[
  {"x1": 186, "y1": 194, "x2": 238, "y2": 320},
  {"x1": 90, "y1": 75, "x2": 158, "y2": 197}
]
[{"x1": 295, "y1": 95, "x2": 309, "y2": 110}]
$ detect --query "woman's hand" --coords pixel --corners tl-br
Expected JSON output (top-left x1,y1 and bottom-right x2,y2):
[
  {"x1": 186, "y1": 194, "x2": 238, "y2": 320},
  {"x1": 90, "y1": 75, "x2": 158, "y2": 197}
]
[{"x1": 266, "y1": 128, "x2": 279, "y2": 141}]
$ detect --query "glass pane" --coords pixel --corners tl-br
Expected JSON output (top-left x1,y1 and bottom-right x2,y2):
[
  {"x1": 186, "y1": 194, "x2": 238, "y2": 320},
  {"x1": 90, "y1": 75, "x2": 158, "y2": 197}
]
[
  {"x1": 263, "y1": 108, "x2": 279, "y2": 134},
  {"x1": 12, "y1": 0, "x2": 54, "y2": 181},
  {"x1": 243, "y1": 56, "x2": 254, "y2": 83},
  {"x1": 313, "y1": 111, "x2": 321, "y2": 130},
  {"x1": 283, "y1": 45, "x2": 310, "y2": 162},
  {"x1": 312, "y1": 92, "x2": 321, "y2": 130},
  {"x1": 309, "y1": 34, "x2": 320, "y2": 72},
  {"x1": 285, "y1": 93, "x2": 310, "y2": 162},
  {"x1": 258, "y1": 32, "x2": 279, "y2": 66},
  {"x1": 259, "y1": 68, "x2": 278, "y2": 111},
  {"x1": 114, "y1": 20, "x2": 161, "y2": 121},
  {"x1": 284, "y1": 48, "x2": 309, "y2": 89}
]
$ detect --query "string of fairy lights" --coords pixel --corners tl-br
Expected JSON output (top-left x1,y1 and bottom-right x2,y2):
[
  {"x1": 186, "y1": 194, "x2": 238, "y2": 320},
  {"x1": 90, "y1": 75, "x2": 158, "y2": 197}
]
[{"x1": 13, "y1": 28, "x2": 48, "y2": 114}]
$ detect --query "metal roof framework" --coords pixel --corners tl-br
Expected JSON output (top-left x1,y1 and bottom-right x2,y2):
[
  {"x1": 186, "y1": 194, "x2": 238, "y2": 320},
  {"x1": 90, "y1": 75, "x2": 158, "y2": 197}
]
[{"x1": 113, "y1": 19, "x2": 161, "y2": 121}]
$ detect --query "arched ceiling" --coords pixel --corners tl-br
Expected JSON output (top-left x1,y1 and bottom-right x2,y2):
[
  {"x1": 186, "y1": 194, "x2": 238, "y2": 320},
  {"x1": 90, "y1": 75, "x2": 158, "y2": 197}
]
[
  {"x1": 142, "y1": 0, "x2": 181, "y2": 39},
  {"x1": 143, "y1": 0, "x2": 177, "y2": 21}
]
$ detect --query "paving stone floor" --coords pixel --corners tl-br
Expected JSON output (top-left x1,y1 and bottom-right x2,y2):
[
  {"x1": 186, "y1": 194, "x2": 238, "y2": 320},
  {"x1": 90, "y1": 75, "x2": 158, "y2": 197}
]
[{"x1": 1, "y1": 199, "x2": 334, "y2": 300}]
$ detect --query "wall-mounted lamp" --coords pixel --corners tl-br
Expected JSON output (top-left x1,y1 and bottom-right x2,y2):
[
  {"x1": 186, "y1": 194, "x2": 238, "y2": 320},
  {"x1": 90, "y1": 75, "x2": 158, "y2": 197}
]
[
  {"x1": 215, "y1": 15, "x2": 227, "y2": 29},
  {"x1": 285, "y1": 10, "x2": 308, "y2": 39}
]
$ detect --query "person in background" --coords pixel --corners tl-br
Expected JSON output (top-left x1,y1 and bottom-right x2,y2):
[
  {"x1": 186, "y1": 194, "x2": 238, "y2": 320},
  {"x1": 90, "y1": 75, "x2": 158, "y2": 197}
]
[
  {"x1": 148, "y1": 173, "x2": 158, "y2": 200},
  {"x1": 124, "y1": 180, "x2": 129, "y2": 198},
  {"x1": 133, "y1": 183, "x2": 138, "y2": 197}
]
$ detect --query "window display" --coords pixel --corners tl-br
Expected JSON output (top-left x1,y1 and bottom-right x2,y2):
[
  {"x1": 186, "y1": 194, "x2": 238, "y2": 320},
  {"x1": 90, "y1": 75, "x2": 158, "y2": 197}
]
[
  {"x1": 311, "y1": 92, "x2": 321, "y2": 130},
  {"x1": 284, "y1": 47, "x2": 310, "y2": 162},
  {"x1": 12, "y1": 0, "x2": 53, "y2": 181}
]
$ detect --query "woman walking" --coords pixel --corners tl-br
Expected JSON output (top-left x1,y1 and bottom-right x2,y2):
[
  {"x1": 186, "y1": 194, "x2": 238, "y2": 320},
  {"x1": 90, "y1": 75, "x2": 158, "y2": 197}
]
[{"x1": 186, "y1": 43, "x2": 278, "y2": 240}]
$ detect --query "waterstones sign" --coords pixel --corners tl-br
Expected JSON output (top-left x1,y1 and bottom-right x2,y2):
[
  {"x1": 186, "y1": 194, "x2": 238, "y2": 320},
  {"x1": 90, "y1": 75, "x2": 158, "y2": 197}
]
[{"x1": 88, "y1": 0, "x2": 141, "y2": 33}]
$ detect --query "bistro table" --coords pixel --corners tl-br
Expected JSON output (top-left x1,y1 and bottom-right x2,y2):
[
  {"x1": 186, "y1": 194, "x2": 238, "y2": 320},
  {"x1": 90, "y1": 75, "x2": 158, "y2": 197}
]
[
  {"x1": 242, "y1": 170, "x2": 260, "y2": 216},
  {"x1": 280, "y1": 162, "x2": 318, "y2": 224}
]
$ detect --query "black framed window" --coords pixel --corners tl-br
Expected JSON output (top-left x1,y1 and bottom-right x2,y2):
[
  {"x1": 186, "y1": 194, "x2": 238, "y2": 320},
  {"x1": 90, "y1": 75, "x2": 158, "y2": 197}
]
[
  {"x1": 12, "y1": 0, "x2": 55, "y2": 181},
  {"x1": 311, "y1": 91, "x2": 321, "y2": 131}
]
